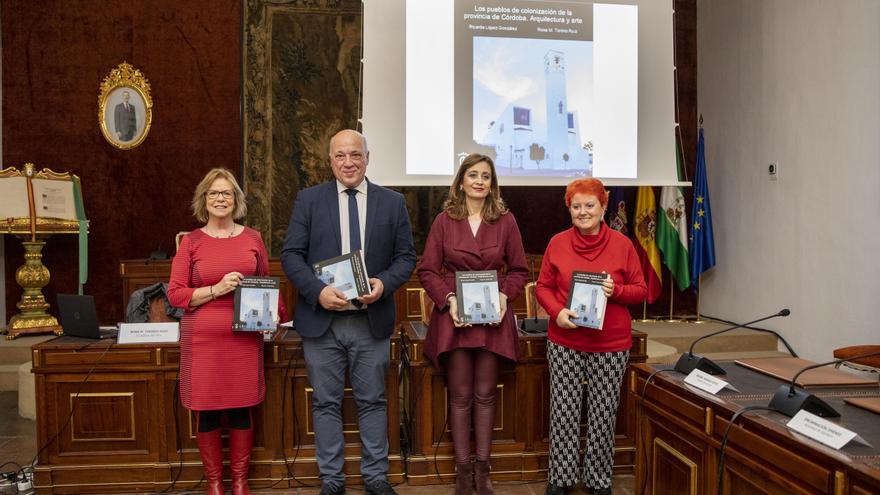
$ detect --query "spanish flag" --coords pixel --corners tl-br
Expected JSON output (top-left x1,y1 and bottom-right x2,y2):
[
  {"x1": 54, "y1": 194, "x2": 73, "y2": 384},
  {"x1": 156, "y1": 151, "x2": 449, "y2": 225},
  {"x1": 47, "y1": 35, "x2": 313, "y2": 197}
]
[{"x1": 634, "y1": 186, "x2": 663, "y2": 303}]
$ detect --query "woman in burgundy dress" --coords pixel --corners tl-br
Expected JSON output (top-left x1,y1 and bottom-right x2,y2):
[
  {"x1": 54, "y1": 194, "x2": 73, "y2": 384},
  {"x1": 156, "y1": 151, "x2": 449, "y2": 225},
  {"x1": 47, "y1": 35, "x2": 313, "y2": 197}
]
[
  {"x1": 418, "y1": 154, "x2": 529, "y2": 495},
  {"x1": 168, "y1": 168, "x2": 283, "y2": 495}
]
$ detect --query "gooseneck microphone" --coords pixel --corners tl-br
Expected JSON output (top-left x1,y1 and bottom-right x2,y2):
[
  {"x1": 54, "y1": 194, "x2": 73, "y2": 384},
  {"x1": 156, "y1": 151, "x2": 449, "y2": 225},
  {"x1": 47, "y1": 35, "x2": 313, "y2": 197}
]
[
  {"x1": 768, "y1": 350, "x2": 880, "y2": 418},
  {"x1": 674, "y1": 309, "x2": 792, "y2": 375}
]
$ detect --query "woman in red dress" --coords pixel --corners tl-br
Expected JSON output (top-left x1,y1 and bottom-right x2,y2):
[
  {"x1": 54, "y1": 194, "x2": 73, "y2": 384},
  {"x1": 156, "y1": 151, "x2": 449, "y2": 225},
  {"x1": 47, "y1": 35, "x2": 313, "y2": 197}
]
[
  {"x1": 168, "y1": 168, "x2": 282, "y2": 495},
  {"x1": 418, "y1": 154, "x2": 529, "y2": 495}
]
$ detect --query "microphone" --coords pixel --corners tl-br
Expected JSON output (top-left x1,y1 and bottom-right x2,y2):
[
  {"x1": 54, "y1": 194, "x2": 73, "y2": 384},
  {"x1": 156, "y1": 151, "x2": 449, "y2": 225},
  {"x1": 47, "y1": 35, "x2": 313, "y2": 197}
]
[
  {"x1": 768, "y1": 350, "x2": 880, "y2": 418},
  {"x1": 674, "y1": 309, "x2": 792, "y2": 375},
  {"x1": 519, "y1": 257, "x2": 548, "y2": 334}
]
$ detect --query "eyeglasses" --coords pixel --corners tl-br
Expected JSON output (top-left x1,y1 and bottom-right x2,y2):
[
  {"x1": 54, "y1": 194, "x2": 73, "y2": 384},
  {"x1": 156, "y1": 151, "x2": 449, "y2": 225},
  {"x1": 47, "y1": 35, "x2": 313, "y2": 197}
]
[
  {"x1": 206, "y1": 190, "x2": 234, "y2": 200},
  {"x1": 332, "y1": 152, "x2": 365, "y2": 164}
]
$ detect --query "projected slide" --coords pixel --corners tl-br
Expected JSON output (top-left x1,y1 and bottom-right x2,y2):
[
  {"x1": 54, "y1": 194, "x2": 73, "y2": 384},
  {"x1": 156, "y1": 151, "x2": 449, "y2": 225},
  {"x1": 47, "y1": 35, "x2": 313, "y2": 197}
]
[
  {"x1": 406, "y1": 0, "x2": 637, "y2": 179},
  {"x1": 363, "y1": 0, "x2": 676, "y2": 186},
  {"x1": 472, "y1": 36, "x2": 594, "y2": 176}
]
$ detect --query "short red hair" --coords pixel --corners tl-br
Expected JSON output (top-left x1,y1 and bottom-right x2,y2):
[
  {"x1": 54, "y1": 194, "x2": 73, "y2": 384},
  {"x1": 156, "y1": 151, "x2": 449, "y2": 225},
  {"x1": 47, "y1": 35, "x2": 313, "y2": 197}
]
[{"x1": 565, "y1": 178, "x2": 608, "y2": 207}]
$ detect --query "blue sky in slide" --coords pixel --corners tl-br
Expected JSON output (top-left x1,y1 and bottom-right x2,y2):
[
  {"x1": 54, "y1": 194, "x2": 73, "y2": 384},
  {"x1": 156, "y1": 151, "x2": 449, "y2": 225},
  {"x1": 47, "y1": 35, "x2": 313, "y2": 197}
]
[{"x1": 472, "y1": 36, "x2": 594, "y2": 143}]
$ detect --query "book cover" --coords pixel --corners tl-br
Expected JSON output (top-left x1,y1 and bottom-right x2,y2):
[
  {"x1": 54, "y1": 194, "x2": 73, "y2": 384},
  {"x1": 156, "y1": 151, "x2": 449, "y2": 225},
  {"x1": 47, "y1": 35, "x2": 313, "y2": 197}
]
[
  {"x1": 566, "y1": 271, "x2": 607, "y2": 329},
  {"x1": 455, "y1": 270, "x2": 502, "y2": 325},
  {"x1": 313, "y1": 250, "x2": 370, "y2": 300},
  {"x1": 233, "y1": 276, "x2": 280, "y2": 331}
]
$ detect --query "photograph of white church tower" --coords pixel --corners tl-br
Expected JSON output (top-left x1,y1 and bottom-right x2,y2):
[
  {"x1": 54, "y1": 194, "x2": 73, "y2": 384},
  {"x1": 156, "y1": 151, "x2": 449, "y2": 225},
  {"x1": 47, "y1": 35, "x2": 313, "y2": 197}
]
[{"x1": 473, "y1": 37, "x2": 594, "y2": 176}]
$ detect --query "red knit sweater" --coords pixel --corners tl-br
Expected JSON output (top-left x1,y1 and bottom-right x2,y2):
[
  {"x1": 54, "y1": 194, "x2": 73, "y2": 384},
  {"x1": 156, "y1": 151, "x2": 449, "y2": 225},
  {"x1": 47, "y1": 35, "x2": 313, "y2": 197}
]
[{"x1": 536, "y1": 224, "x2": 647, "y2": 353}]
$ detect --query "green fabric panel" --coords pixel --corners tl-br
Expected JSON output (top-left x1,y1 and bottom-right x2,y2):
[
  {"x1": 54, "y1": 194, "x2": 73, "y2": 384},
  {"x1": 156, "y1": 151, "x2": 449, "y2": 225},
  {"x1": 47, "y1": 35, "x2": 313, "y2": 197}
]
[{"x1": 72, "y1": 178, "x2": 88, "y2": 294}]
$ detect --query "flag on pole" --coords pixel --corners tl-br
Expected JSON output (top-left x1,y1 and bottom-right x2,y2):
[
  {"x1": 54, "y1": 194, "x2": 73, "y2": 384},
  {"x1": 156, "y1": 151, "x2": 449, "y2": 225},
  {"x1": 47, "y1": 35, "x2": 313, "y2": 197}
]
[
  {"x1": 657, "y1": 141, "x2": 691, "y2": 290},
  {"x1": 606, "y1": 186, "x2": 632, "y2": 238},
  {"x1": 690, "y1": 128, "x2": 716, "y2": 284},
  {"x1": 634, "y1": 186, "x2": 662, "y2": 303}
]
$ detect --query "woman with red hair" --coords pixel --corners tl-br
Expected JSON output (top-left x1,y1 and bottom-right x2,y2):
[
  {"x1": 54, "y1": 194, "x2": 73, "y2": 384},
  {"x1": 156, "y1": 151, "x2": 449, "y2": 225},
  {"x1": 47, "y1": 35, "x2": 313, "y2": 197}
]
[{"x1": 536, "y1": 178, "x2": 647, "y2": 495}]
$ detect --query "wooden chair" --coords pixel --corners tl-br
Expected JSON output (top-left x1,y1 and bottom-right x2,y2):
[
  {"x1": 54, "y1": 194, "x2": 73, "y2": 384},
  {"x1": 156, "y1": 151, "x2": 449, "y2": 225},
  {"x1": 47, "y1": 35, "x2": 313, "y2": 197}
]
[
  {"x1": 175, "y1": 231, "x2": 188, "y2": 251},
  {"x1": 418, "y1": 288, "x2": 435, "y2": 325},
  {"x1": 523, "y1": 281, "x2": 549, "y2": 318},
  {"x1": 833, "y1": 344, "x2": 880, "y2": 374}
]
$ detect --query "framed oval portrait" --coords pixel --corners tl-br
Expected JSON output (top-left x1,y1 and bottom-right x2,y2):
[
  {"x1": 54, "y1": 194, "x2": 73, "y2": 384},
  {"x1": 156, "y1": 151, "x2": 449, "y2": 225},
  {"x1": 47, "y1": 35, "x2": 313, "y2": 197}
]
[{"x1": 98, "y1": 62, "x2": 153, "y2": 150}]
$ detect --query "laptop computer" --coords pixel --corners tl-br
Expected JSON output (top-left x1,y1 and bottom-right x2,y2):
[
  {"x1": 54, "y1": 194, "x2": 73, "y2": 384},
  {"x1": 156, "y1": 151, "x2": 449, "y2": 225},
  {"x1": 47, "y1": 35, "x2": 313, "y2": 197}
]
[{"x1": 57, "y1": 294, "x2": 118, "y2": 340}]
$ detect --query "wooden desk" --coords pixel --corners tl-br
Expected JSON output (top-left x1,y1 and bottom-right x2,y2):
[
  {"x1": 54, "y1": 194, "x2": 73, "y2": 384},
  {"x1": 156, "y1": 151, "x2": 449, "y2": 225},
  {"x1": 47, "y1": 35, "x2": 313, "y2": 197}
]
[
  {"x1": 632, "y1": 362, "x2": 880, "y2": 494},
  {"x1": 401, "y1": 322, "x2": 648, "y2": 484},
  {"x1": 31, "y1": 330, "x2": 402, "y2": 494}
]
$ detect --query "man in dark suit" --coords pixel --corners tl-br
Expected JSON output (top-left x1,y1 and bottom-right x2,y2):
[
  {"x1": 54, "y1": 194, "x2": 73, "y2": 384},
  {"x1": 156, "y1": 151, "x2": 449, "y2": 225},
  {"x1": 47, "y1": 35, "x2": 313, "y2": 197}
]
[
  {"x1": 114, "y1": 90, "x2": 137, "y2": 141},
  {"x1": 281, "y1": 129, "x2": 416, "y2": 495}
]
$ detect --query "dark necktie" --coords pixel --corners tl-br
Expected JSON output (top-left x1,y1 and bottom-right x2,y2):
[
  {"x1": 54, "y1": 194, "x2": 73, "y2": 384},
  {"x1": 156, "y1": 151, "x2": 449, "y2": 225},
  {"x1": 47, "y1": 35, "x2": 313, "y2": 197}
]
[{"x1": 345, "y1": 189, "x2": 361, "y2": 252}]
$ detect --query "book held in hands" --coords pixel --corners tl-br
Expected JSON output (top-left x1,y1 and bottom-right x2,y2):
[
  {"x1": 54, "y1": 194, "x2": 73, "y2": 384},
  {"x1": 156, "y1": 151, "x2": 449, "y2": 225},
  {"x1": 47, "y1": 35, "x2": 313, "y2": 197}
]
[
  {"x1": 566, "y1": 271, "x2": 607, "y2": 330},
  {"x1": 313, "y1": 250, "x2": 370, "y2": 300},
  {"x1": 455, "y1": 270, "x2": 502, "y2": 325},
  {"x1": 233, "y1": 277, "x2": 280, "y2": 331}
]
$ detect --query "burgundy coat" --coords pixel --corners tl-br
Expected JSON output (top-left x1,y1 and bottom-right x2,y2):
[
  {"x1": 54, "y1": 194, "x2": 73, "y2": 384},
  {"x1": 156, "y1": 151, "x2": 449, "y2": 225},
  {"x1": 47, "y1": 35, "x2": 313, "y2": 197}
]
[{"x1": 418, "y1": 211, "x2": 529, "y2": 367}]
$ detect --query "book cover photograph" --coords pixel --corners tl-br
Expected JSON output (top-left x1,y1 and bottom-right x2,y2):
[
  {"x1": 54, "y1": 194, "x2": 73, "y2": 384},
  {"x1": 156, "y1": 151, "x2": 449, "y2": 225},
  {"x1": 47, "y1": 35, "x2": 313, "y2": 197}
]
[
  {"x1": 313, "y1": 250, "x2": 370, "y2": 300},
  {"x1": 456, "y1": 270, "x2": 502, "y2": 325},
  {"x1": 566, "y1": 271, "x2": 607, "y2": 329},
  {"x1": 233, "y1": 276, "x2": 280, "y2": 331}
]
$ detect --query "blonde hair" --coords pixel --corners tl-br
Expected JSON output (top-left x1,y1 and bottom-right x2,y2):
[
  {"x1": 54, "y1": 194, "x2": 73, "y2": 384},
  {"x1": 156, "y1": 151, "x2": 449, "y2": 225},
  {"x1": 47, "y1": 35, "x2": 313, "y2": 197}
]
[
  {"x1": 191, "y1": 168, "x2": 247, "y2": 223},
  {"x1": 444, "y1": 153, "x2": 508, "y2": 223}
]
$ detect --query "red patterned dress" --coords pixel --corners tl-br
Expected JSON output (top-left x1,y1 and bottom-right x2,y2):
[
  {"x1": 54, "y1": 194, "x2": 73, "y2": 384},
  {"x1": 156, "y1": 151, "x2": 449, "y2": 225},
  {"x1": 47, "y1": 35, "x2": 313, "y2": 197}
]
[{"x1": 168, "y1": 227, "x2": 271, "y2": 410}]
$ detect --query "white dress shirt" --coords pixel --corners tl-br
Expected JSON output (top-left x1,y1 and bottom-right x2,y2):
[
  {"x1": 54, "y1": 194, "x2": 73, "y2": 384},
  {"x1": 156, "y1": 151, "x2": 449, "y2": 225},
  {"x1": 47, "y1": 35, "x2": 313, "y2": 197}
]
[{"x1": 336, "y1": 179, "x2": 368, "y2": 255}]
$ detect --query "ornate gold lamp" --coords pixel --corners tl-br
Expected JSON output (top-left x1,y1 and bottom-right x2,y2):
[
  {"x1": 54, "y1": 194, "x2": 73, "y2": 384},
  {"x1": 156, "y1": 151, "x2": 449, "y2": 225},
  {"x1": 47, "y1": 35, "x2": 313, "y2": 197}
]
[{"x1": 1, "y1": 163, "x2": 88, "y2": 339}]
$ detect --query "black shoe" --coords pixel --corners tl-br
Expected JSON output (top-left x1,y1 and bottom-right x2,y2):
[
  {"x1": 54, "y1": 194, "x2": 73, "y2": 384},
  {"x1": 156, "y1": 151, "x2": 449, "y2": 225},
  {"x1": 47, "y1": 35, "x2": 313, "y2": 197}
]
[
  {"x1": 590, "y1": 487, "x2": 611, "y2": 495},
  {"x1": 365, "y1": 480, "x2": 397, "y2": 495},
  {"x1": 320, "y1": 484, "x2": 346, "y2": 495},
  {"x1": 545, "y1": 483, "x2": 567, "y2": 495}
]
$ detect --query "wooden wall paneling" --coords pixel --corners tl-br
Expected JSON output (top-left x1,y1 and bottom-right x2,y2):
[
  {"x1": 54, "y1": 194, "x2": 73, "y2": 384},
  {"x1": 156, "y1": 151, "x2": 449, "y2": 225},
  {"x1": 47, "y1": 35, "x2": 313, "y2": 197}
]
[
  {"x1": 851, "y1": 463, "x2": 880, "y2": 495},
  {"x1": 31, "y1": 332, "x2": 403, "y2": 493},
  {"x1": 721, "y1": 455, "x2": 814, "y2": 495},
  {"x1": 645, "y1": 421, "x2": 710, "y2": 495},
  {"x1": 633, "y1": 364, "x2": 880, "y2": 495},
  {"x1": 651, "y1": 437, "x2": 698, "y2": 495}
]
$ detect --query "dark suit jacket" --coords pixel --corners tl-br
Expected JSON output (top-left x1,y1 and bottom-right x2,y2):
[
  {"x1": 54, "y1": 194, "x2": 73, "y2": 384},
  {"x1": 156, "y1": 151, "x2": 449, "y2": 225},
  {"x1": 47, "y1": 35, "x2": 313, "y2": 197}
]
[
  {"x1": 114, "y1": 102, "x2": 137, "y2": 141},
  {"x1": 281, "y1": 179, "x2": 417, "y2": 339}
]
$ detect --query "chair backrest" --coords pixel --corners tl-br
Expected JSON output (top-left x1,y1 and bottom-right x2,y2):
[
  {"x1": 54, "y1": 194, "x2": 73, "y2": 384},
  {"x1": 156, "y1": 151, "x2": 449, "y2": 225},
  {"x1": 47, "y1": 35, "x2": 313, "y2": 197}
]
[
  {"x1": 175, "y1": 231, "x2": 189, "y2": 251},
  {"x1": 418, "y1": 288, "x2": 435, "y2": 325},
  {"x1": 833, "y1": 345, "x2": 880, "y2": 371},
  {"x1": 523, "y1": 282, "x2": 549, "y2": 319}
]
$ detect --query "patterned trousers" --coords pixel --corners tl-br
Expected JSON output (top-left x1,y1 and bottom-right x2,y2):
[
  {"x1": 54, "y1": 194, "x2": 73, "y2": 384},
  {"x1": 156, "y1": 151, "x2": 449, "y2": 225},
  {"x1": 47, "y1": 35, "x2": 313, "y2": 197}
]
[{"x1": 547, "y1": 341, "x2": 629, "y2": 490}]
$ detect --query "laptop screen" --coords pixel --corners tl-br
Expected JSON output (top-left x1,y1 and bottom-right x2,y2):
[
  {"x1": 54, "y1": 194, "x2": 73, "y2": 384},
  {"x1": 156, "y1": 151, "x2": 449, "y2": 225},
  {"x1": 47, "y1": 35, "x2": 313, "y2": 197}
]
[{"x1": 57, "y1": 294, "x2": 101, "y2": 339}]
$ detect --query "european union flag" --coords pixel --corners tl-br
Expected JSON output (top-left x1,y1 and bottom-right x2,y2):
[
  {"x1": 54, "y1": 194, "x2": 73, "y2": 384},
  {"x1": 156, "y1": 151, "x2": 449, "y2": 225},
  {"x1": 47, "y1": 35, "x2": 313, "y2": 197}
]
[{"x1": 690, "y1": 128, "x2": 716, "y2": 285}]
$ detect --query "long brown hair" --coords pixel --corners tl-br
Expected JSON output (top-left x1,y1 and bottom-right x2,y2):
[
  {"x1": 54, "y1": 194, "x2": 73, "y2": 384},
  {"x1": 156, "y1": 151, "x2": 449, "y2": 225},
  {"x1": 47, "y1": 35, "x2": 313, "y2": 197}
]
[{"x1": 443, "y1": 153, "x2": 508, "y2": 223}]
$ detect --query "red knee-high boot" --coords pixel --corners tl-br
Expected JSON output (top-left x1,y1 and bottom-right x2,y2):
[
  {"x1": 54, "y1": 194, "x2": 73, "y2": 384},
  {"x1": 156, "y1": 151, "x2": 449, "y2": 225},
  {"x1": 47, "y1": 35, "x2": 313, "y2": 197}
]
[
  {"x1": 195, "y1": 428, "x2": 224, "y2": 495},
  {"x1": 229, "y1": 426, "x2": 253, "y2": 495}
]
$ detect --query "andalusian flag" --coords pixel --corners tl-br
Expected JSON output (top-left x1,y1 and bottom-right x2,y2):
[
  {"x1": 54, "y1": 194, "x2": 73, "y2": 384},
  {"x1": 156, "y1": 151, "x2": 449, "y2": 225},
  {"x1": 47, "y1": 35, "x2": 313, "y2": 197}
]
[
  {"x1": 656, "y1": 142, "x2": 691, "y2": 290},
  {"x1": 634, "y1": 186, "x2": 662, "y2": 303}
]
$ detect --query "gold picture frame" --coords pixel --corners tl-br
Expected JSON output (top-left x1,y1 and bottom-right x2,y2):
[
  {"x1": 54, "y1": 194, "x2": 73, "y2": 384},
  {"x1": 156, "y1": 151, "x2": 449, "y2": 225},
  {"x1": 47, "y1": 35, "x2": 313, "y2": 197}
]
[{"x1": 98, "y1": 62, "x2": 153, "y2": 150}]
